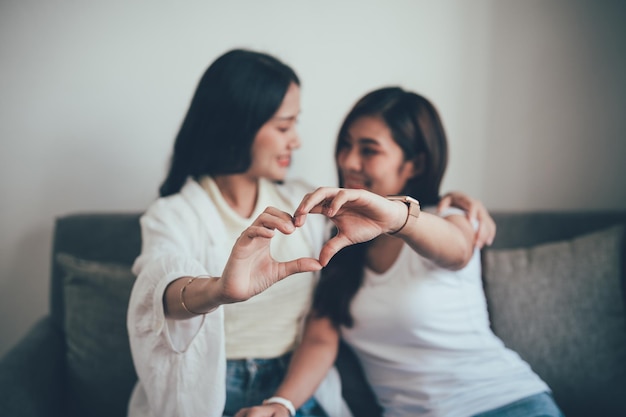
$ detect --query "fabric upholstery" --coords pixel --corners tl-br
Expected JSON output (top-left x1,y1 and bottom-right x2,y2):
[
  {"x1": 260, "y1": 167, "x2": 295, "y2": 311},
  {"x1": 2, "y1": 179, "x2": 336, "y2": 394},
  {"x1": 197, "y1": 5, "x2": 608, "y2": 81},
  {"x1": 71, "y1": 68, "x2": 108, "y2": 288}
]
[
  {"x1": 57, "y1": 253, "x2": 138, "y2": 417},
  {"x1": 3, "y1": 211, "x2": 626, "y2": 417},
  {"x1": 483, "y1": 224, "x2": 626, "y2": 417},
  {"x1": 50, "y1": 213, "x2": 141, "y2": 331},
  {"x1": 0, "y1": 317, "x2": 64, "y2": 417}
]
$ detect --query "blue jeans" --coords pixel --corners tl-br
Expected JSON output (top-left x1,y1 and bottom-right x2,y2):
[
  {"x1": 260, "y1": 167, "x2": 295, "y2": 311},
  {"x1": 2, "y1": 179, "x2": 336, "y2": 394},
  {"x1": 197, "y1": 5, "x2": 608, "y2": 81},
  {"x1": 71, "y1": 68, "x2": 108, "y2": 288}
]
[
  {"x1": 472, "y1": 392, "x2": 564, "y2": 417},
  {"x1": 223, "y1": 352, "x2": 328, "y2": 417}
]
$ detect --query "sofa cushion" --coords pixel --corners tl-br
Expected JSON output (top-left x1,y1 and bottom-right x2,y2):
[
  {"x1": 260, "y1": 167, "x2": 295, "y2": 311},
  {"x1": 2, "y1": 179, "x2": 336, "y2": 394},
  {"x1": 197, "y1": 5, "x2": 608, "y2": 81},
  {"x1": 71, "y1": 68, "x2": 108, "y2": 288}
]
[
  {"x1": 57, "y1": 253, "x2": 138, "y2": 417},
  {"x1": 482, "y1": 224, "x2": 626, "y2": 417}
]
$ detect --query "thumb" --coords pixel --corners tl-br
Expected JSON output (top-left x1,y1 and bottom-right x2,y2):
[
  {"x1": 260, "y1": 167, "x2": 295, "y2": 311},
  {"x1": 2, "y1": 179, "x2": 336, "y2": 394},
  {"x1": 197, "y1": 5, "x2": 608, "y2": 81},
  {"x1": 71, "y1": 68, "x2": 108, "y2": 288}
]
[
  {"x1": 319, "y1": 235, "x2": 353, "y2": 266},
  {"x1": 279, "y1": 257, "x2": 323, "y2": 278}
]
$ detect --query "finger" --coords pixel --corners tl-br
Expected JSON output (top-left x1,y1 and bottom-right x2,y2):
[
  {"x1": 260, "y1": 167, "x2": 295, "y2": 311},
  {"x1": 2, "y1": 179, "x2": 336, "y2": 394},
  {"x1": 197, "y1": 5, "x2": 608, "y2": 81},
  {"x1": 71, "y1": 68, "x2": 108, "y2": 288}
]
[
  {"x1": 325, "y1": 188, "x2": 354, "y2": 217},
  {"x1": 489, "y1": 220, "x2": 496, "y2": 245},
  {"x1": 302, "y1": 201, "x2": 331, "y2": 216},
  {"x1": 293, "y1": 187, "x2": 337, "y2": 225},
  {"x1": 474, "y1": 214, "x2": 497, "y2": 248},
  {"x1": 279, "y1": 257, "x2": 323, "y2": 277},
  {"x1": 241, "y1": 225, "x2": 275, "y2": 241},
  {"x1": 299, "y1": 188, "x2": 359, "y2": 222},
  {"x1": 441, "y1": 192, "x2": 475, "y2": 214},
  {"x1": 293, "y1": 199, "x2": 308, "y2": 227},
  {"x1": 292, "y1": 211, "x2": 307, "y2": 228},
  {"x1": 254, "y1": 210, "x2": 296, "y2": 235},
  {"x1": 233, "y1": 409, "x2": 246, "y2": 417},
  {"x1": 319, "y1": 235, "x2": 353, "y2": 266},
  {"x1": 304, "y1": 195, "x2": 347, "y2": 220},
  {"x1": 484, "y1": 217, "x2": 496, "y2": 246},
  {"x1": 437, "y1": 195, "x2": 452, "y2": 213},
  {"x1": 262, "y1": 206, "x2": 294, "y2": 221},
  {"x1": 474, "y1": 222, "x2": 489, "y2": 249},
  {"x1": 451, "y1": 193, "x2": 478, "y2": 222},
  {"x1": 466, "y1": 203, "x2": 479, "y2": 223},
  {"x1": 234, "y1": 407, "x2": 270, "y2": 417},
  {"x1": 475, "y1": 208, "x2": 496, "y2": 246}
]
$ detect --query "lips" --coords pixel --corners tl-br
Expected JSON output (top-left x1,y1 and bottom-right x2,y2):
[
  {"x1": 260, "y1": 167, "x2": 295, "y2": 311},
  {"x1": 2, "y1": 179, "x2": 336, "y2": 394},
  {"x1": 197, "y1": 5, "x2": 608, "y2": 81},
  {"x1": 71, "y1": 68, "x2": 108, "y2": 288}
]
[{"x1": 277, "y1": 155, "x2": 291, "y2": 168}]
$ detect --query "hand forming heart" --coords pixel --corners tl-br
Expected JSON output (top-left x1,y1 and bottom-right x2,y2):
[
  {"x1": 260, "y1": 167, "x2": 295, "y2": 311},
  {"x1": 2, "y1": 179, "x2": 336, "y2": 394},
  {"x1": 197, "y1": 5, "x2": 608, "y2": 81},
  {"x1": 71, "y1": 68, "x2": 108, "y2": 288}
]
[
  {"x1": 293, "y1": 187, "x2": 407, "y2": 266},
  {"x1": 220, "y1": 187, "x2": 405, "y2": 303},
  {"x1": 219, "y1": 206, "x2": 323, "y2": 303}
]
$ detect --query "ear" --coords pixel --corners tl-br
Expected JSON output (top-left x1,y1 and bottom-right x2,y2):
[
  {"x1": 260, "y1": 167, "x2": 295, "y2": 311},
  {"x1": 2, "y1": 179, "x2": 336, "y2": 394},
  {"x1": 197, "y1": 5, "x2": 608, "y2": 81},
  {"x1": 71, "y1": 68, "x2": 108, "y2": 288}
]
[{"x1": 403, "y1": 152, "x2": 426, "y2": 179}]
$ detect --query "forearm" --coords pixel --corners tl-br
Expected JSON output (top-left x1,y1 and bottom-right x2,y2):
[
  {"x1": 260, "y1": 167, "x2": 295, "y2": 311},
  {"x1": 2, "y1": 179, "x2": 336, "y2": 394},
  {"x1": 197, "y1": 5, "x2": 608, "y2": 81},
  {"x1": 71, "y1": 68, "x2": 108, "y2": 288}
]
[
  {"x1": 393, "y1": 210, "x2": 474, "y2": 270},
  {"x1": 163, "y1": 276, "x2": 224, "y2": 319},
  {"x1": 274, "y1": 316, "x2": 339, "y2": 408}
]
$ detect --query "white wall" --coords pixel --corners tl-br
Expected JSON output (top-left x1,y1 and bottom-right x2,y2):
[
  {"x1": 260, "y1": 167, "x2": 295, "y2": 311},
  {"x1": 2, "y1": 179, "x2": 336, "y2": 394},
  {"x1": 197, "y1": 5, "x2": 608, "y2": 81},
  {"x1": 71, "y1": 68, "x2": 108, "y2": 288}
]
[
  {"x1": 1, "y1": 0, "x2": 624, "y2": 356},
  {"x1": 484, "y1": 1, "x2": 626, "y2": 209}
]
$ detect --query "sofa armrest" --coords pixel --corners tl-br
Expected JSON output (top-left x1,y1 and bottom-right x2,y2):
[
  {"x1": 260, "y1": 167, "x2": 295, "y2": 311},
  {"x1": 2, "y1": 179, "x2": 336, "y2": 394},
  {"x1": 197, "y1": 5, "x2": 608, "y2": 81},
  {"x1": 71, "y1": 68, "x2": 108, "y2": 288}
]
[{"x1": 0, "y1": 316, "x2": 65, "y2": 417}]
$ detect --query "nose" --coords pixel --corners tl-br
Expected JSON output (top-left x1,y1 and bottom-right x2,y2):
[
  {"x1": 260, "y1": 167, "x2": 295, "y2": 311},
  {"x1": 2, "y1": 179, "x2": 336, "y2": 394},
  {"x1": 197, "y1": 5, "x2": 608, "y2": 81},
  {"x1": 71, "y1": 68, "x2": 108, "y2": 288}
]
[
  {"x1": 337, "y1": 146, "x2": 361, "y2": 171},
  {"x1": 288, "y1": 129, "x2": 301, "y2": 150}
]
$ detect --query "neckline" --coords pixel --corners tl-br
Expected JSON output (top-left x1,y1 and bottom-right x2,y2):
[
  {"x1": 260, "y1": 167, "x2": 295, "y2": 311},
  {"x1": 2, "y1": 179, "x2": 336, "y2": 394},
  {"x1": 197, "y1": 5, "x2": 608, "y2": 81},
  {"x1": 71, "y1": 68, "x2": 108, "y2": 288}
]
[
  {"x1": 364, "y1": 242, "x2": 408, "y2": 284},
  {"x1": 199, "y1": 176, "x2": 267, "y2": 221}
]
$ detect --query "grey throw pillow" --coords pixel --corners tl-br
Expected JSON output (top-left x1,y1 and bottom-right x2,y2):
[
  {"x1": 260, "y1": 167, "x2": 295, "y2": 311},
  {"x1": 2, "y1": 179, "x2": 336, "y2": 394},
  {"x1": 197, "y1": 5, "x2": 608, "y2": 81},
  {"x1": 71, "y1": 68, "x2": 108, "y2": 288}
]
[
  {"x1": 483, "y1": 224, "x2": 626, "y2": 417},
  {"x1": 57, "y1": 253, "x2": 137, "y2": 417}
]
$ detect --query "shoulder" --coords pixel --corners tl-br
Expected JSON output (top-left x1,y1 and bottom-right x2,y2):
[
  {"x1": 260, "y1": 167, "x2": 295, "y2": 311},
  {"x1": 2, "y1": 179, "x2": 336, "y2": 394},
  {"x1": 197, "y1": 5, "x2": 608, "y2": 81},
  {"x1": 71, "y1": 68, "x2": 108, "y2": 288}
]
[
  {"x1": 142, "y1": 179, "x2": 210, "y2": 226},
  {"x1": 427, "y1": 205, "x2": 478, "y2": 231}
]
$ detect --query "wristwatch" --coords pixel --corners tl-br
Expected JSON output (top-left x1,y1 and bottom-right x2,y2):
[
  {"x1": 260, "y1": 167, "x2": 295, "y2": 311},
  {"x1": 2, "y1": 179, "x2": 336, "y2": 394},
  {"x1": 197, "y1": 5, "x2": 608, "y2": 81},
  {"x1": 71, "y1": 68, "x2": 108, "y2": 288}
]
[
  {"x1": 386, "y1": 195, "x2": 420, "y2": 234},
  {"x1": 263, "y1": 396, "x2": 296, "y2": 416}
]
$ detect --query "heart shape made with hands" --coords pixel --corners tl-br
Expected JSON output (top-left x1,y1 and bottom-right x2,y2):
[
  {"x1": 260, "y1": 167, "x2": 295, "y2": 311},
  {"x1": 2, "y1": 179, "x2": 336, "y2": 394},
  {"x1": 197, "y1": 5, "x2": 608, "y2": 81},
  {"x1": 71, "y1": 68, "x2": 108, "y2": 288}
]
[
  {"x1": 293, "y1": 207, "x2": 390, "y2": 267},
  {"x1": 242, "y1": 188, "x2": 395, "y2": 279},
  {"x1": 222, "y1": 190, "x2": 396, "y2": 304},
  {"x1": 250, "y1": 210, "x2": 336, "y2": 269}
]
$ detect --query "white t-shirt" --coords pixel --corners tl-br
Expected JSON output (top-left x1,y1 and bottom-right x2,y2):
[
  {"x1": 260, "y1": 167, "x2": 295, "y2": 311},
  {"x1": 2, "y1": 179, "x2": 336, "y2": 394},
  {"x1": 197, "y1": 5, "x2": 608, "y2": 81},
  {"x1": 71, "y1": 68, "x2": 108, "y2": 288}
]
[
  {"x1": 200, "y1": 176, "x2": 317, "y2": 359},
  {"x1": 341, "y1": 208, "x2": 549, "y2": 417}
]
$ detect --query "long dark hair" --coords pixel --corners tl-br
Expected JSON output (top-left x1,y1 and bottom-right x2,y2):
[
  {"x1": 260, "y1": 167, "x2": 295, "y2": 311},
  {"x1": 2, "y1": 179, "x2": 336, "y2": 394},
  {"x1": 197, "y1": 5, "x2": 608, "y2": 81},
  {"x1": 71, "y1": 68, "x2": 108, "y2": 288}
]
[
  {"x1": 159, "y1": 49, "x2": 300, "y2": 197},
  {"x1": 314, "y1": 87, "x2": 449, "y2": 328}
]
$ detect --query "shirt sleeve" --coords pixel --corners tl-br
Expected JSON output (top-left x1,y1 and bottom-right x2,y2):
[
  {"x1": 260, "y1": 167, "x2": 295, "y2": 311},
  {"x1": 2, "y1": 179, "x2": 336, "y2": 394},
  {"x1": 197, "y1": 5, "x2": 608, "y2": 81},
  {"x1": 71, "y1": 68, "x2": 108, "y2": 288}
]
[{"x1": 127, "y1": 197, "x2": 226, "y2": 417}]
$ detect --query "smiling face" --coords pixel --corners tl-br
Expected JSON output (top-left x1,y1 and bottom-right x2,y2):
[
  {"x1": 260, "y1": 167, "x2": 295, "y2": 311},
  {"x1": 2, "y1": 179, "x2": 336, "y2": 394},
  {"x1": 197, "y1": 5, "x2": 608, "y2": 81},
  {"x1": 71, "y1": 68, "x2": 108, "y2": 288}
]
[
  {"x1": 247, "y1": 82, "x2": 301, "y2": 181},
  {"x1": 337, "y1": 115, "x2": 417, "y2": 197}
]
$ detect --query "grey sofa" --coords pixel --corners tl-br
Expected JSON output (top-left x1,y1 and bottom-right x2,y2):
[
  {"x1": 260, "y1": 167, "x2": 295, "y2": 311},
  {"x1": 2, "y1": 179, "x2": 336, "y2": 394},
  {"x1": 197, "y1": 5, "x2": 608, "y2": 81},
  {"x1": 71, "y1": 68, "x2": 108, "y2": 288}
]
[{"x1": 1, "y1": 211, "x2": 625, "y2": 417}]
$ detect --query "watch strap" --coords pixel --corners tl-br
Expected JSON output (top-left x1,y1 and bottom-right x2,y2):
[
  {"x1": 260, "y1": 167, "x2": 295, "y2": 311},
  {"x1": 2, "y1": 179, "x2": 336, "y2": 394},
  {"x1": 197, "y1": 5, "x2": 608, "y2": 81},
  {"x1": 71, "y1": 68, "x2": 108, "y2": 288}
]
[
  {"x1": 263, "y1": 396, "x2": 296, "y2": 417},
  {"x1": 387, "y1": 195, "x2": 420, "y2": 234}
]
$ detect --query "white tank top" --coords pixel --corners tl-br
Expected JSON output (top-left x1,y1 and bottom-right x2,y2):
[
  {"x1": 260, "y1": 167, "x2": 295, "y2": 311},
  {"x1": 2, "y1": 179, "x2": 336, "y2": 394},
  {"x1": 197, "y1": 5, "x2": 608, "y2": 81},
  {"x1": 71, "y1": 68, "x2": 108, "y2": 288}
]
[{"x1": 341, "y1": 208, "x2": 548, "y2": 417}]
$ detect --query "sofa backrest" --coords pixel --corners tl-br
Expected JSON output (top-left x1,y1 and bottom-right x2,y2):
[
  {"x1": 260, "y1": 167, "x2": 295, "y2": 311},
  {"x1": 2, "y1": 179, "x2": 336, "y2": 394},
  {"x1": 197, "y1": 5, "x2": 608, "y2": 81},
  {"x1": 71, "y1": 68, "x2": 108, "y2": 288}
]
[
  {"x1": 51, "y1": 213, "x2": 141, "y2": 417},
  {"x1": 51, "y1": 213, "x2": 142, "y2": 329},
  {"x1": 49, "y1": 210, "x2": 626, "y2": 417},
  {"x1": 483, "y1": 211, "x2": 626, "y2": 417},
  {"x1": 489, "y1": 211, "x2": 626, "y2": 249}
]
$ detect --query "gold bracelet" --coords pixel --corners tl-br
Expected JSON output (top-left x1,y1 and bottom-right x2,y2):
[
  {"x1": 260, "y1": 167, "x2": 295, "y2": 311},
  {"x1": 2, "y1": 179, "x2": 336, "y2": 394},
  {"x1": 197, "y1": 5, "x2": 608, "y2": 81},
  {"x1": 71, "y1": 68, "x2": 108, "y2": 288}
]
[{"x1": 180, "y1": 277, "x2": 209, "y2": 315}]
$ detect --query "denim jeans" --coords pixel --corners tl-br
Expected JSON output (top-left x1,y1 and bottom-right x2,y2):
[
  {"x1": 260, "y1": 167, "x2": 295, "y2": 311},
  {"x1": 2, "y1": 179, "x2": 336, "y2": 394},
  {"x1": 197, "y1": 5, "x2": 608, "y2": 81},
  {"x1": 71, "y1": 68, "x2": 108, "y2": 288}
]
[
  {"x1": 472, "y1": 392, "x2": 564, "y2": 417},
  {"x1": 223, "y1": 352, "x2": 328, "y2": 417}
]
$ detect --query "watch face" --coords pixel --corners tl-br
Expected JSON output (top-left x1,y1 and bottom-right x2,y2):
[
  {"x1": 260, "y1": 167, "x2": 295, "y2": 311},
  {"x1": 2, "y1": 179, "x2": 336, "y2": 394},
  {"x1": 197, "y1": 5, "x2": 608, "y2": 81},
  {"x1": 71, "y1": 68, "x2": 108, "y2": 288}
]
[
  {"x1": 387, "y1": 195, "x2": 420, "y2": 217},
  {"x1": 387, "y1": 195, "x2": 409, "y2": 202}
]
